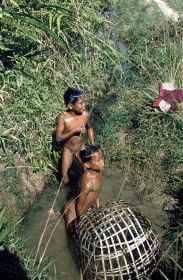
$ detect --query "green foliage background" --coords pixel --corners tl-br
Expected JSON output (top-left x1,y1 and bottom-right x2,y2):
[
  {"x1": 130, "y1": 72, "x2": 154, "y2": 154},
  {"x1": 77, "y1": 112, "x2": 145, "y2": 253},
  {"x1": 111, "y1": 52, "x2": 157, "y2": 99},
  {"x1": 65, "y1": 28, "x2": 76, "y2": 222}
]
[
  {"x1": 0, "y1": 0, "x2": 183, "y2": 279},
  {"x1": 0, "y1": 0, "x2": 121, "y2": 171},
  {"x1": 167, "y1": 0, "x2": 183, "y2": 15}
]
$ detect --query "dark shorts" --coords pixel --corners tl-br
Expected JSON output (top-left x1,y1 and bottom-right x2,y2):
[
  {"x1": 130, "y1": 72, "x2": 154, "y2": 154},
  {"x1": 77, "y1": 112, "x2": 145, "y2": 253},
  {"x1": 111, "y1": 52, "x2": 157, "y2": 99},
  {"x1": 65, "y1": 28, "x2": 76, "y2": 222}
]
[{"x1": 67, "y1": 217, "x2": 79, "y2": 240}]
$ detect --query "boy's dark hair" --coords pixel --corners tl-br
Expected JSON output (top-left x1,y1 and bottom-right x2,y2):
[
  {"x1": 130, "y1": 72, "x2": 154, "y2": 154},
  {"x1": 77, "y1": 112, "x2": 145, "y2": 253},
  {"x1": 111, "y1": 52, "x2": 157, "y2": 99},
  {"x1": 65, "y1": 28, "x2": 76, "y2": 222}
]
[
  {"x1": 80, "y1": 144, "x2": 100, "y2": 163},
  {"x1": 64, "y1": 87, "x2": 84, "y2": 106}
]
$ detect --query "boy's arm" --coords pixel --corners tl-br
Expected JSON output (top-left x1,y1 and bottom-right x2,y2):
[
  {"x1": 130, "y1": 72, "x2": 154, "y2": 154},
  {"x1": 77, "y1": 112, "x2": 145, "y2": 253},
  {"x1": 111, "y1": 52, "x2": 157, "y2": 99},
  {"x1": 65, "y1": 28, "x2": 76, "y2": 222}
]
[
  {"x1": 95, "y1": 198, "x2": 100, "y2": 208},
  {"x1": 76, "y1": 185, "x2": 90, "y2": 216},
  {"x1": 86, "y1": 117, "x2": 94, "y2": 144},
  {"x1": 56, "y1": 114, "x2": 82, "y2": 142}
]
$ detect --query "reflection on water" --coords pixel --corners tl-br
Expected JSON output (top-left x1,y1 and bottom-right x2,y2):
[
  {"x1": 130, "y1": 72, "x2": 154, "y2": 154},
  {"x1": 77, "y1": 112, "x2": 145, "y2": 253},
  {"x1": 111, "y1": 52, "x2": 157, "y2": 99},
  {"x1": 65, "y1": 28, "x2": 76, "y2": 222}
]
[{"x1": 23, "y1": 166, "x2": 165, "y2": 280}]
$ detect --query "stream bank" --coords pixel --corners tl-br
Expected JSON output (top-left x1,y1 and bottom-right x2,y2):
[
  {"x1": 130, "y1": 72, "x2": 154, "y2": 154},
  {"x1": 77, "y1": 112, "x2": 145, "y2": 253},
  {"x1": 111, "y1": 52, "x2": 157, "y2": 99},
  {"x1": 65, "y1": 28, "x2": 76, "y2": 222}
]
[{"x1": 0, "y1": 156, "x2": 49, "y2": 220}]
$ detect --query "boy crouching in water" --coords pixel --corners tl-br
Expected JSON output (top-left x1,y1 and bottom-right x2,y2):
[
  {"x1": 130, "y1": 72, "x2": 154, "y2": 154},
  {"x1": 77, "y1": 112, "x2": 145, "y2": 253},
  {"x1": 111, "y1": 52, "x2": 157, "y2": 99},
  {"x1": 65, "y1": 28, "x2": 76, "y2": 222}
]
[
  {"x1": 56, "y1": 88, "x2": 95, "y2": 186},
  {"x1": 65, "y1": 144, "x2": 104, "y2": 239}
]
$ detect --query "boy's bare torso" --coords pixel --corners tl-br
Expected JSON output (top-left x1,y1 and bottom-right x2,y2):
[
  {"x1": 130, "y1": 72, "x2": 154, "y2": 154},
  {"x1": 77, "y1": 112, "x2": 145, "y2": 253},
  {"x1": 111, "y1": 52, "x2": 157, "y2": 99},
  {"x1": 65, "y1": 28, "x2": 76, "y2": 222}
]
[
  {"x1": 77, "y1": 170, "x2": 102, "y2": 215},
  {"x1": 62, "y1": 110, "x2": 89, "y2": 153}
]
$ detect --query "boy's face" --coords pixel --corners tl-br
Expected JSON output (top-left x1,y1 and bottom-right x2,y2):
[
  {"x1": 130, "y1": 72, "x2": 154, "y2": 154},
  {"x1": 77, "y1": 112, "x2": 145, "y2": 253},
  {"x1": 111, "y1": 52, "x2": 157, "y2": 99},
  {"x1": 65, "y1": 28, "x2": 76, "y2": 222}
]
[
  {"x1": 69, "y1": 95, "x2": 86, "y2": 114},
  {"x1": 85, "y1": 151, "x2": 104, "y2": 172}
]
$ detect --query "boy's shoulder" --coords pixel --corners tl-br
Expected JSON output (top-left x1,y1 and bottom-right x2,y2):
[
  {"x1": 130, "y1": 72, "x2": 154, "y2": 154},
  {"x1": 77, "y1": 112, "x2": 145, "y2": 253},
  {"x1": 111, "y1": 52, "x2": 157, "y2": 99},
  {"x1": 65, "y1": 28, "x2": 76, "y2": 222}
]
[
  {"x1": 82, "y1": 170, "x2": 97, "y2": 182},
  {"x1": 76, "y1": 110, "x2": 89, "y2": 120},
  {"x1": 58, "y1": 111, "x2": 71, "y2": 119},
  {"x1": 82, "y1": 110, "x2": 89, "y2": 117}
]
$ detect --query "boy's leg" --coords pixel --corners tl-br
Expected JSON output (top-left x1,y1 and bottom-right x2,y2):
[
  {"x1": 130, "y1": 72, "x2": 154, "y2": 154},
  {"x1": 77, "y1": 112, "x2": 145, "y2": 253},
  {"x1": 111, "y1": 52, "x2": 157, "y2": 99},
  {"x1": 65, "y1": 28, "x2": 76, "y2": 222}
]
[
  {"x1": 75, "y1": 152, "x2": 85, "y2": 171},
  {"x1": 68, "y1": 154, "x2": 84, "y2": 187},
  {"x1": 61, "y1": 146, "x2": 73, "y2": 186},
  {"x1": 65, "y1": 200, "x2": 79, "y2": 241}
]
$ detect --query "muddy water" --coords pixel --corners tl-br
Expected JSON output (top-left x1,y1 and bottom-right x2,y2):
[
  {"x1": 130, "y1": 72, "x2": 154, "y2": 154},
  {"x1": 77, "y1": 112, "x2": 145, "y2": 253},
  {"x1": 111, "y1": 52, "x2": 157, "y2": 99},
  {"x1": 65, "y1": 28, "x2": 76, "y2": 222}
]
[{"x1": 23, "y1": 166, "x2": 165, "y2": 280}]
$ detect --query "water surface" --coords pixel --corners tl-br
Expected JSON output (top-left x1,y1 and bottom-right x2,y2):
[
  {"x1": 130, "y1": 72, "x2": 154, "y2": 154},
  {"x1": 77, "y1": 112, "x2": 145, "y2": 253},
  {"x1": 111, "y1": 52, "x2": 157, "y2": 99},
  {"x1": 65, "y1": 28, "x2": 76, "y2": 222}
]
[{"x1": 23, "y1": 166, "x2": 165, "y2": 279}]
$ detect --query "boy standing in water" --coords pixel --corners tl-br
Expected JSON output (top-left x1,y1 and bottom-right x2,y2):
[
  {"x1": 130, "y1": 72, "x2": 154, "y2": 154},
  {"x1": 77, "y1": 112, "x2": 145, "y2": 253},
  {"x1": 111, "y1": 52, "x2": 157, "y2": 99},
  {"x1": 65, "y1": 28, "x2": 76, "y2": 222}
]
[
  {"x1": 56, "y1": 88, "x2": 95, "y2": 186},
  {"x1": 65, "y1": 144, "x2": 104, "y2": 239}
]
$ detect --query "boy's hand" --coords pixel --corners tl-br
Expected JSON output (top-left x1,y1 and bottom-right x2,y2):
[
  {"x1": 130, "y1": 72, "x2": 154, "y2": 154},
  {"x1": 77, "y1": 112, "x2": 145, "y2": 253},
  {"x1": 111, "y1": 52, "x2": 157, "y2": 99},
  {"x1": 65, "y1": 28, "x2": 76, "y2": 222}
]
[
  {"x1": 80, "y1": 124, "x2": 86, "y2": 135},
  {"x1": 75, "y1": 124, "x2": 86, "y2": 135}
]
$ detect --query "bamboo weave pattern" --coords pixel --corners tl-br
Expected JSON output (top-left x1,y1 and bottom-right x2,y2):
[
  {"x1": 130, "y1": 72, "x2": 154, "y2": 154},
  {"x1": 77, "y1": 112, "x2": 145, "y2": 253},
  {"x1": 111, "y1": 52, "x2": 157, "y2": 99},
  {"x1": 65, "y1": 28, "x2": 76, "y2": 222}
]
[{"x1": 77, "y1": 200, "x2": 160, "y2": 280}]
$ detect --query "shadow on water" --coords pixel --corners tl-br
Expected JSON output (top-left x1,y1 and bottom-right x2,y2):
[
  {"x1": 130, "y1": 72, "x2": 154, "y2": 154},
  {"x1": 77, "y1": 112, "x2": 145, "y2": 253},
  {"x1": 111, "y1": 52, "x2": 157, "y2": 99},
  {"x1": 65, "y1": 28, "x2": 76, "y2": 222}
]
[
  {"x1": 22, "y1": 165, "x2": 166, "y2": 280},
  {"x1": 160, "y1": 177, "x2": 183, "y2": 280},
  {"x1": 0, "y1": 249, "x2": 30, "y2": 280}
]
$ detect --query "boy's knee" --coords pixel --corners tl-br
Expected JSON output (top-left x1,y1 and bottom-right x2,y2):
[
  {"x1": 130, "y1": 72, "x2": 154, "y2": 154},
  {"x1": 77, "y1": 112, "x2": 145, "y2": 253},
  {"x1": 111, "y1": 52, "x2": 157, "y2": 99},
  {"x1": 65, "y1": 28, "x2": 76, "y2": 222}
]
[
  {"x1": 62, "y1": 175, "x2": 69, "y2": 185},
  {"x1": 61, "y1": 165, "x2": 70, "y2": 176}
]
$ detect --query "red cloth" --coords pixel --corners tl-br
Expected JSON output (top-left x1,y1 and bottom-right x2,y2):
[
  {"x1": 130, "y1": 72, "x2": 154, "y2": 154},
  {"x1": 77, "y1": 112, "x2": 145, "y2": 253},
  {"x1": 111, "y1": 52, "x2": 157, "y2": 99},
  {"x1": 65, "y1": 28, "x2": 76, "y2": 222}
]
[{"x1": 152, "y1": 84, "x2": 183, "y2": 112}]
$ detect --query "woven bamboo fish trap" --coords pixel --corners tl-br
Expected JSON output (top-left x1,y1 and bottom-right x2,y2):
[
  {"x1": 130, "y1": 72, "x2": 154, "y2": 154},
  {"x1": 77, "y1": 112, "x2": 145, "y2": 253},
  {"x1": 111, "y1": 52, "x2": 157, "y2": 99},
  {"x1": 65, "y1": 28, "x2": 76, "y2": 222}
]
[{"x1": 77, "y1": 199, "x2": 160, "y2": 280}]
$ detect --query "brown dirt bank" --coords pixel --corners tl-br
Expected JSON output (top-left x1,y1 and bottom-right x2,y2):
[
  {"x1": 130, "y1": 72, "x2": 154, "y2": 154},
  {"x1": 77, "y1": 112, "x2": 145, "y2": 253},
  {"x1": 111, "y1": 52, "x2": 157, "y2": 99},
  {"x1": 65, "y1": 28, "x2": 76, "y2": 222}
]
[{"x1": 0, "y1": 155, "x2": 49, "y2": 221}]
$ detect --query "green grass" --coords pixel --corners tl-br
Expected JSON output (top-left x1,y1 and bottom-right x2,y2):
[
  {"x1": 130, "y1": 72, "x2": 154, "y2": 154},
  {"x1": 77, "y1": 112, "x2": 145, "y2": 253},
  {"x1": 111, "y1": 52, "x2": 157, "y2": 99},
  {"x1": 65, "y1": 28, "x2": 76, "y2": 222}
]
[
  {"x1": 96, "y1": 0, "x2": 183, "y2": 188},
  {"x1": 0, "y1": 0, "x2": 121, "y2": 170},
  {"x1": 167, "y1": 0, "x2": 183, "y2": 15},
  {"x1": 0, "y1": 207, "x2": 56, "y2": 279},
  {"x1": 94, "y1": 2, "x2": 183, "y2": 278},
  {"x1": 1, "y1": 0, "x2": 183, "y2": 279},
  {"x1": 0, "y1": 1, "x2": 121, "y2": 279}
]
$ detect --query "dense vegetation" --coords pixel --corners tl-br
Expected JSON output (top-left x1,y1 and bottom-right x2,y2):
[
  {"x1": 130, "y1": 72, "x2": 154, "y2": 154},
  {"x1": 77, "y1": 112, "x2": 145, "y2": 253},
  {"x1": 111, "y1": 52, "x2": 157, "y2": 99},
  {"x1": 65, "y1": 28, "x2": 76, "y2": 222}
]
[
  {"x1": 167, "y1": 0, "x2": 183, "y2": 14},
  {"x1": 0, "y1": 0, "x2": 183, "y2": 279}
]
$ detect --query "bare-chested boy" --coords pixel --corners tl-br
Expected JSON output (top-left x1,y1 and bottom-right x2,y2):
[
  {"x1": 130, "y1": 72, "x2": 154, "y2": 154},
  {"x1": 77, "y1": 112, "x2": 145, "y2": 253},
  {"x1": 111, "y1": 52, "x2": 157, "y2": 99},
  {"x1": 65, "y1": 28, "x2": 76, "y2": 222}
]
[
  {"x1": 56, "y1": 88, "x2": 94, "y2": 186},
  {"x1": 64, "y1": 144, "x2": 104, "y2": 239}
]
